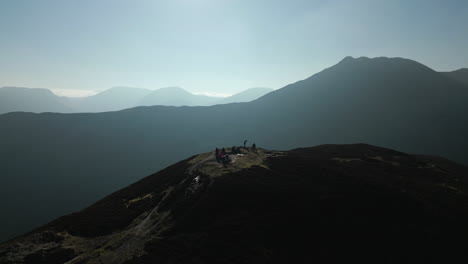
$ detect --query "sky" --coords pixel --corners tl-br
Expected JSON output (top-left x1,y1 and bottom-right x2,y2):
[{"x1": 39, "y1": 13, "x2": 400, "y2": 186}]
[{"x1": 1, "y1": 0, "x2": 467, "y2": 96}]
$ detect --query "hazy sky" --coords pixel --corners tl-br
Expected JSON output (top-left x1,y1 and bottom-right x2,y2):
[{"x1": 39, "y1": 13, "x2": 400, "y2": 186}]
[{"x1": 1, "y1": 0, "x2": 467, "y2": 96}]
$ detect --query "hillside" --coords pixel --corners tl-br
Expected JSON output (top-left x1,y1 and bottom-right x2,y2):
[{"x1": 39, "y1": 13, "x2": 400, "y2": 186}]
[
  {"x1": 1, "y1": 144, "x2": 468, "y2": 263},
  {"x1": 1, "y1": 56, "x2": 468, "y2": 242}
]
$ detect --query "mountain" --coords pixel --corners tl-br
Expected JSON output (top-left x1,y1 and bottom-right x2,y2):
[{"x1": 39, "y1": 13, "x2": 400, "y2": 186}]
[
  {"x1": 254, "y1": 56, "x2": 468, "y2": 160},
  {"x1": 138, "y1": 87, "x2": 219, "y2": 106},
  {"x1": 71, "y1": 87, "x2": 152, "y2": 112},
  {"x1": 1, "y1": 56, "x2": 468, "y2": 242},
  {"x1": 0, "y1": 87, "x2": 72, "y2": 114},
  {"x1": 441, "y1": 68, "x2": 468, "y2": 86},
  {"x1": 0, "y1": 86, "x2": 152, "y2": 114},
  {"x1": 216, "y1": 87, "x2": 273, "y2": 104},
  {"x1": 2, "y1": 144, "x2": 468, "y2": 263},
  {"x1": 0, "y1": 86, "x2": 273, "y2": 114}
]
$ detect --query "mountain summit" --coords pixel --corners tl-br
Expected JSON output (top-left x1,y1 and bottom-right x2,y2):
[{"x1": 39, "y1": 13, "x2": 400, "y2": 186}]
[{"x1": 1, "y1": 144, "x2": 468, "y2": 263}]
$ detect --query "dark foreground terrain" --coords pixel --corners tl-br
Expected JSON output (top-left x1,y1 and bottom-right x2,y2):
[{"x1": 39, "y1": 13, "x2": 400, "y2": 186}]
[{"x1": 1, "y1": 144, "x2": 468, "y2": 263}]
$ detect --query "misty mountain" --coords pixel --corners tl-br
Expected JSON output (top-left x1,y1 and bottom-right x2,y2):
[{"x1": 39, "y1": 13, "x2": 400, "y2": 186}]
[
  {"x1": 1, "y1": 56, "x2": 468, "y2": 242},
  {"x1": 139, "y1": 87, "x2": 273, "y2": 106},
  {"x1": 2, "y1": 144, "x2": 468, "y2": 263},
  {"x1": 0, "y1": 86, "x2": 152, "y2": 114},
  {"x1": 0, "y1": 87, "x2": 72, "y2": 114},
  {"x1": 216, "y1": 87, "x2": 274, "y2": 104},
  {"x1": 441, "y1": 68, "x2": 468, "y2": 85},
  {"x1": 69, "y1": 86, "x2": 152, "y2": 112},
  {"x1": 138, "y1": 87, "x2": 220, "y2": 106},
  {"x1": 0, "y1": 86, "x2": 273, "y2": 114}
]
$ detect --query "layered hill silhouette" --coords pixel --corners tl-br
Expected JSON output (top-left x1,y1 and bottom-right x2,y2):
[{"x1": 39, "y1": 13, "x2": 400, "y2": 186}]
[
  {"x1": 1, "y1": 56, "x2": 468, "y2": 242},
  {"x1": 0, "y1": 86, "x2": 273, "y2": 114},
  {"x1": 1, "y1": 144, "x2": 468, "y2": 263}
]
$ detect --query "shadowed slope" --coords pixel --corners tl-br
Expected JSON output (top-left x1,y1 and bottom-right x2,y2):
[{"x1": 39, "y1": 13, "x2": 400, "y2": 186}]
[{"x1": 1, "y1": 144, "x2": 468, "y2": 263}]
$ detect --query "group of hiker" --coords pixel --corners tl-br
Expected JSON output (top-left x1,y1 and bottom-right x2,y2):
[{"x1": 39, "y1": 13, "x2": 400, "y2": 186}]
[
  {"x1": 215, "y1": 140, "x2": 257, "y2": 167},
  {"x1": 215, "y1": 147, "x2": 230, "y2": 166}
]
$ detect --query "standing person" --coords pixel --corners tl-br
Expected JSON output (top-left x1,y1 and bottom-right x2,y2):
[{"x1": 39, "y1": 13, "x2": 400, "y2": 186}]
[
  {"x1": 222, "y1": 148, "x2": 226, "y2": 155},
  {"x1": 252, "y1": 143, "x2": 257, "y2": 152},
  {"x1": 215, "y1": 148, "x2": 220, "y2": 162},
  {"x1": 243, "y1": 140, "x2": 248, "y2": 148}
]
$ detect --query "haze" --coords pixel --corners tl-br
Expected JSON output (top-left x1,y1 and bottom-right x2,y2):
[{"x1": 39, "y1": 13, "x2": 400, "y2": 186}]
[{"x1": 1, "y1": 0, "x2": 467, "y2": 96}]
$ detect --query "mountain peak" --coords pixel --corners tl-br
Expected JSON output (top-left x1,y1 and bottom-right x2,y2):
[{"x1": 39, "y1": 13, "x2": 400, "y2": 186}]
[
  {"x1": 0, "y1": 87, "x2": 72, "y2": 114},
  {"x1": 0, "y1": 86, "x2": 54, "y2": 95},
  {"x1": 330, "y1": 56, "x2": 435, "y2": 75},
  {"x1": 338, "y1": 56, "x2": 418, "y2": 65},
  {"x1": 338, "y1": 56, "x2": 372, "y2": 64}
]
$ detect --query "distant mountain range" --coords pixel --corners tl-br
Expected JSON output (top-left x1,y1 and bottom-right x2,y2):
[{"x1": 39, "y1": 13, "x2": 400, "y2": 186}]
[
  {"x1": 139, "y1": 87, "x2": 219, "y2": 107},
  {"x1": 66, "y1": 86, "x2": 152, "y2": 112},
  {"x1": 0, "y1": 86, "x2": 274, "y2": 114},
  {"x1": 1, "y1": 56, "x2": 467, "y2": 243},
  {"x1": 2, "y1": 144, "x2": 468, "y2": 263}
]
